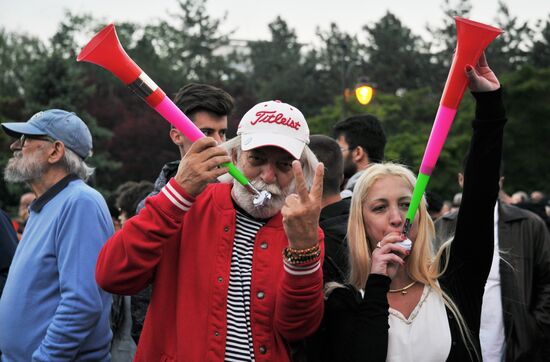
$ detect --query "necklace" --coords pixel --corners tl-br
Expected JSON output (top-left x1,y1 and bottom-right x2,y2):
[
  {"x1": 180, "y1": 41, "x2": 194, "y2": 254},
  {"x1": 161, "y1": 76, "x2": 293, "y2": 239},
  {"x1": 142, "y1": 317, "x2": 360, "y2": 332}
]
[{"x1": 389, "y1": 281, "x2": 417, "y2": 295}]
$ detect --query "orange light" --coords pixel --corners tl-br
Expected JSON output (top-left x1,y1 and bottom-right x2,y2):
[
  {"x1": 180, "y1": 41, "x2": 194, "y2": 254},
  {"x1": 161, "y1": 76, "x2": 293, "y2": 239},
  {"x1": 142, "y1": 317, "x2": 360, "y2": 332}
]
[{"x1": 355, "y1": 84, "x2": 374, "y2": 105}]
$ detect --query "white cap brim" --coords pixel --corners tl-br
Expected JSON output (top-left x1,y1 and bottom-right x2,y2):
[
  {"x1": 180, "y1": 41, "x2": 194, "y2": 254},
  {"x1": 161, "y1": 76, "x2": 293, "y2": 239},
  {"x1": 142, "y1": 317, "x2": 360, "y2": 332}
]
[{"x1": 241, "y1": 132, "x2": 306, "y2": 160}]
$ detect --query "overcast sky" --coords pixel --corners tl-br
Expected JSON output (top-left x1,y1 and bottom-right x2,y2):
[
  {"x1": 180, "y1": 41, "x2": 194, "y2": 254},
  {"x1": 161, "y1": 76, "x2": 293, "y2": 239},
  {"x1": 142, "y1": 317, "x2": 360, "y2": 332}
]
[{"x1": 1, "y1": 0, "x2": 548, "y2": 45}]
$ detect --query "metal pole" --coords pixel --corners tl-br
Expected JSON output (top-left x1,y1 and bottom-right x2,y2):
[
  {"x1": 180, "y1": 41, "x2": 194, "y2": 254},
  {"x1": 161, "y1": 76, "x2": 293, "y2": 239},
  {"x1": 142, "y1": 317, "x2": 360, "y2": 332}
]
[{"x1": 340, "y1": 41, "x2": 348, "y2": 119}]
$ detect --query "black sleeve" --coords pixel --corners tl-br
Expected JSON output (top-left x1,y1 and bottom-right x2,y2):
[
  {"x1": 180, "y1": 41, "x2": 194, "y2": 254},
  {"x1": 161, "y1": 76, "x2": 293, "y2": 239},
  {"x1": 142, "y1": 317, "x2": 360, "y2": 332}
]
[
  {"x1": 441, "y1": 88, "x2": 506, "y2": 334},
  {"x1": 321, "y1": 274, "x2": 391, "y2": 362},
  {"x1": 0, "y1": 209, "x2": 18, "y2": 296},
  {"x1": 531, "y1": 217, "x2": 550, "y2": 338}
]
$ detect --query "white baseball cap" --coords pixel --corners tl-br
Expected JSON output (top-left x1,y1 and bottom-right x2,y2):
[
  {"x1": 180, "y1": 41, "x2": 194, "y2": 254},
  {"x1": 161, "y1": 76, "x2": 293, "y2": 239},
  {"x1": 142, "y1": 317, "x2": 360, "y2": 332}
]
[{"x1": 237, "y1": 100, "x2": 309, "y2": 159}]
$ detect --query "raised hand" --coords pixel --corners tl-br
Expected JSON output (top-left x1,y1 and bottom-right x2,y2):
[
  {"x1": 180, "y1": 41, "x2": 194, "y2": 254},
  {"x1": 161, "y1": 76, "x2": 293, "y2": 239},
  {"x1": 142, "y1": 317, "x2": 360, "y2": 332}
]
[
  {"x1": 174, "y1": 137, "x2": 232, "y2": 197},
  {"x1": 466, "y1": 52, "x2": 500, "y2": 92},
  {"x1": 282, "y1": 161, "x2": 324, "y2": 250}
]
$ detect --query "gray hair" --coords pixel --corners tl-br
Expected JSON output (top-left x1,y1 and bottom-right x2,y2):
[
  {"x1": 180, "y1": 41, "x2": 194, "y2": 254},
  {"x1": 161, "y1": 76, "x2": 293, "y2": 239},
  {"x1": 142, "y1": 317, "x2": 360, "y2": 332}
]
[
  {"x1": 59, "y1": 148, "x2": 95, "y2": 181},
  {"x1": 221, "y1": 135, "x2": 318, "y2": 187}
]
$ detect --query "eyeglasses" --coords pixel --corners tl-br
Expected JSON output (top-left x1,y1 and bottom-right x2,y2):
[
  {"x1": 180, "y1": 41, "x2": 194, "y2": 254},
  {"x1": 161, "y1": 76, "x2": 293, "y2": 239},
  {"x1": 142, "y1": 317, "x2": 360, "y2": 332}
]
[{"x1": 18, "y1": 134, "x2": 55, "y2": 148}]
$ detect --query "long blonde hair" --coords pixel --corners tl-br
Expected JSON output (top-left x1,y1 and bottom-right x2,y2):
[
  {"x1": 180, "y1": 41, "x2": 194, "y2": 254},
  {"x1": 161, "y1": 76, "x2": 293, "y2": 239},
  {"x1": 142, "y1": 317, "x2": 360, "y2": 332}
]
[{"x1": 346, "y1": 162, "x2": 479, "y2": 360}]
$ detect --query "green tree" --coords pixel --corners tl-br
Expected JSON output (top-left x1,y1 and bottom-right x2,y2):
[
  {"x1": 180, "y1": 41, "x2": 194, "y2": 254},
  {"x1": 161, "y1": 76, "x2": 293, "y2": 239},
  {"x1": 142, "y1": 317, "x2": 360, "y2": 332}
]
[
  {"x1": 248, "y1": 17, "x2": 303, "y2": 100},
  {"x1": 530, "y1": 15, "x2": 550, "y2": 67},
  {"x1": 308, "y1": 86, "x2": 477, "y2": 200},
  {"x1": 426, "y1": 0, "x2": 473, "y2": 89},
  {"x1": 312, "y1": 23, "x2": 362, "y2": 114},
  {"x1": 500, "y1": 66, "x2": 550, "y2": 194},
  {"x1": 0, "y1": 29, "x2": 45, "y2": 100},
  {"x1": 0, "y1": 30, "x2": 46, "y2": 209},
  {"x1": 151, "y1": 0, "x2": 232, "y2": 86},
  {"x1": 0, "y1": 14, "x2": 121, "y2": 201},
  {"x1": 485, "y1": 1, "x2": 534, "y2": 74},
  {"x1": 362, "y1": 12, "x2": 435, "y2": 93}
]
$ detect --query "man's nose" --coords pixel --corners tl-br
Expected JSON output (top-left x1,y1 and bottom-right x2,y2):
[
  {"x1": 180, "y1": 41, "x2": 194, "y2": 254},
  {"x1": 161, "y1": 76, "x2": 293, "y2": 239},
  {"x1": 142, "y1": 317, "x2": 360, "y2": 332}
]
[
  {"x1": 213, "y1": 133, "x2": 225, "y2": 145},
  {"x1": 260, "y1": 162, "x2": 277, "y2": 184}
]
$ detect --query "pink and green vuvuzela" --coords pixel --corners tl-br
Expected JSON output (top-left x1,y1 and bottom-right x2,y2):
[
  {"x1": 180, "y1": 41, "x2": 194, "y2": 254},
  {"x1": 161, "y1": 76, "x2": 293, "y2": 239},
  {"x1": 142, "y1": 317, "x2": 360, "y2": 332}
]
[
  {"x1": 77, "y1": 24, "x2": 258, "y2": 199},
  {"x1": 402, "y1": 17, "x2": 502, "y2": 236}
]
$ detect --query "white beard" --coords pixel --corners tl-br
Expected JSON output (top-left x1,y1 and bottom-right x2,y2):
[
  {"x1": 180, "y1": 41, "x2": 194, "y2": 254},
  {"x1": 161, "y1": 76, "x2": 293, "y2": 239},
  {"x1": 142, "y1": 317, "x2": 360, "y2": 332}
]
[
  {"x1": 4, "y1": 151, "x2": 47, "y2": 183},
  {"x1": 232, "y1": 178, "x2": 295, "y2": 219}
]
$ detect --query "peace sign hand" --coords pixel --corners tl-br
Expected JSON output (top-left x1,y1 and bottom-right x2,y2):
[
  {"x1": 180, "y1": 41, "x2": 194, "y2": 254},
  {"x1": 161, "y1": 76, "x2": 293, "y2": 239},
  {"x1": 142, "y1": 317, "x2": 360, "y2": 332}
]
[{"x1": 282, "y1": 161, "x2": 324, "y2": 250}]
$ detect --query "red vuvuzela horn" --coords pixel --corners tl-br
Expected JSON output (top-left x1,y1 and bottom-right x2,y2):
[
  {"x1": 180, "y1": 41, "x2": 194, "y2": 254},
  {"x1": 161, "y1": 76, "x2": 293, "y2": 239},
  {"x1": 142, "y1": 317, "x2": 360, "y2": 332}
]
[{"x1": 77, "y1": 24, "x2": 271, "y2": 206}]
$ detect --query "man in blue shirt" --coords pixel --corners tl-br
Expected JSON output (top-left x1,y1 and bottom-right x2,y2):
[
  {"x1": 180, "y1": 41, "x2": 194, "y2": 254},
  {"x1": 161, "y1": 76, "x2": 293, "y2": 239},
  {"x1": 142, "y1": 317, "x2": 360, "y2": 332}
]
[{"x1": 0, "y1": 110, "x2": 114, "y2": 361}]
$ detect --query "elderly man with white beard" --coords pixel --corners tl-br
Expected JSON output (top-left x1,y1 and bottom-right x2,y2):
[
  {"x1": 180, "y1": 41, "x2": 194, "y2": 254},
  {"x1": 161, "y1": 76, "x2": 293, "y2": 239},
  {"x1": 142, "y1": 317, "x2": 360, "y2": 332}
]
[
  {"x1": 96, "y1": 100, "x2": 325, "y2": 362},
  {"x1": 0, "y1": 110, "x2": 113, "y2": 361}
]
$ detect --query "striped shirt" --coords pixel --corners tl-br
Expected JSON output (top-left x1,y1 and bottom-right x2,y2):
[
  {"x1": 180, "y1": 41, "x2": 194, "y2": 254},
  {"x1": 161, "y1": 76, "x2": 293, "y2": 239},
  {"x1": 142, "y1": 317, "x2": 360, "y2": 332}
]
[{"x1": 224, "y1": 210, "x2": 266, "y2": 362}]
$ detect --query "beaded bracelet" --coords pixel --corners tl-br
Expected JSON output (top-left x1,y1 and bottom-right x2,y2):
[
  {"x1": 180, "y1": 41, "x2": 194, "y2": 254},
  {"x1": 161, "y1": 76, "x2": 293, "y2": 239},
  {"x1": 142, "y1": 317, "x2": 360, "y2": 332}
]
[{"x1": 283, "y1": 244, "x2": 321, "y2": 265}]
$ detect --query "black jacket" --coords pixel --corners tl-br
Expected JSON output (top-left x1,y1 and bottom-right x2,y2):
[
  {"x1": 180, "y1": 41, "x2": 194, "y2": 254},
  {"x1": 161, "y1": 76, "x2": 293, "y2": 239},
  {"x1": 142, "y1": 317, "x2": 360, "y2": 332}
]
[
  {"x1": 0, "y1": 209, "x2": 17, "y2": 297},
  {"x1": 315, "y1": 89, "x2": 506, "y2": 362},
  {"x1": 136, "y1": 160, "x2": 180, "y2": 213},
  {"x1": 319, "y1": 197, "x2": 351, "y2": 284},
  {"x1": 436, "y1": 203, "x2": 550, "y2": 361}
]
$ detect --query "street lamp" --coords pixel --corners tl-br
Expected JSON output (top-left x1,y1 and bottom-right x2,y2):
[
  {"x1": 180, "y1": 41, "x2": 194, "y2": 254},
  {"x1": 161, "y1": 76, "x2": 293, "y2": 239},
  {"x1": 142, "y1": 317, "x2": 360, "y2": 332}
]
[
  {"x1": 340, "y1": 42, "x2": 375, "y2": 118},
  {"x1": 354, "y1": 79, "x2": 374, "y2": 105}
]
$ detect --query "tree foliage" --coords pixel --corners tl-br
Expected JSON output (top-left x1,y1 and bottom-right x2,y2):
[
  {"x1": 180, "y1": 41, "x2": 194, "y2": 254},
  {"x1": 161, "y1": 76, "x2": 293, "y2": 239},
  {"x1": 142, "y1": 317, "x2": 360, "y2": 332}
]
[{"x1": 0, "y1": 0, "x2": 549, "y2": 210}]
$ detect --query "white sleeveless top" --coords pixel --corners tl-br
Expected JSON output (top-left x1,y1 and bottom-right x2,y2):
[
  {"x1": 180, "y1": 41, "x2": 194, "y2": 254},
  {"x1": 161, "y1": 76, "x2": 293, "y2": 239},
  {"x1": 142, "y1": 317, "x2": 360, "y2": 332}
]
[{"x1": 386, "y1": 285, "x2": 452, "y2": 362}]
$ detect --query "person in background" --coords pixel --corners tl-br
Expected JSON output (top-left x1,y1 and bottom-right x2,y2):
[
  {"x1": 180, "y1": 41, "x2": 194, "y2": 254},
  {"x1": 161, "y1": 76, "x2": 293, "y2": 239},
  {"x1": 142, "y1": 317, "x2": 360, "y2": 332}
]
[
  {"x1": 530, "y1": 191, "x2": 545, "y2": 204},
  {"x1": 109, "y1": 181, "x2": 154, "y2": 361},
  {"x1": 137, "y1": 83, "x2": 234, "y2": 212},
  {"x1": 117, "y1": 181, "x2": 153, "y2": 225},
  {"x1": 511, "y1": 191, "x2": 529, "y2": 205},
  {"x1": 436, "y1": 172, "x2": 550, "y2": 361},
  {"x1": 117, "y1": 181, "x2": 154, "y2": 344},
  {"x1": 332, "y1": 114, "x2": 386, "y2": 196},
  {"x1": 309, "y1": 134, "x2": 350, "y2": 284},
  {"x1": 0, "y1": 208, "x2": 17, "y2": 297},
  {"x1": 0, "y1": 109, "x2": 113, "y2": 361},
  {"x1": 11, "y1": 192, "x2": 35, "y2": 240},
  {"x1": 426, "y1": 190, "x2": 445, "y2": 221}
]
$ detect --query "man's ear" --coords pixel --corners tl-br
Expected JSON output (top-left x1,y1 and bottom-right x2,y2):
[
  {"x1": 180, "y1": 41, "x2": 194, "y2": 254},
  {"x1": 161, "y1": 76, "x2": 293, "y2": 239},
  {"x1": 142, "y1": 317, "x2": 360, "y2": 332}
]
[
  {"x1": 457, "y1": 172, "x2": 464, "y2": 188},
  {"x1": 231, "y1": 149, "x2": 239, "y2": 164},
  {"x1": 48, "y1": 141, "x2": 65, "y2": 164},
  {"x1": 170, "y1": 128, "x2": 184, "y2": 146},
  {"x1": 352, "y1": 146, "x2": 365, "y2": 163}
]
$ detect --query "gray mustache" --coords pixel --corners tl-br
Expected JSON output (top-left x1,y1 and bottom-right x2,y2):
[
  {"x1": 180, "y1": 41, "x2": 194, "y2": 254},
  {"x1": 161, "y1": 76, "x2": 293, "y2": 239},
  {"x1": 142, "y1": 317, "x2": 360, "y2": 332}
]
[{"x1": 250, "y1": 180, "x2": 283, "y2": 196}]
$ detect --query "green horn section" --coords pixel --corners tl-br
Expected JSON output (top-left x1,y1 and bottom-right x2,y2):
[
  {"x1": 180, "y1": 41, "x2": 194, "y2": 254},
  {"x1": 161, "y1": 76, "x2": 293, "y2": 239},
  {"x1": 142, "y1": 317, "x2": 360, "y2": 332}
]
[
  {"x1": 406, "y1": 172, "x2": 431, "y2": 222},
  {"x1": 223, "y1": 162, "x2": 249, "y2": 186}
]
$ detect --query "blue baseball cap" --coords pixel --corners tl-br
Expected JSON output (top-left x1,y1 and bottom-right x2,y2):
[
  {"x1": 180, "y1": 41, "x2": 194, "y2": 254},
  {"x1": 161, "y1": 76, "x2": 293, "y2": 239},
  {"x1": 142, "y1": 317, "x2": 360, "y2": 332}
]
[{"x1": 1, "y1": 109, "x2": 93, "y2": 159}]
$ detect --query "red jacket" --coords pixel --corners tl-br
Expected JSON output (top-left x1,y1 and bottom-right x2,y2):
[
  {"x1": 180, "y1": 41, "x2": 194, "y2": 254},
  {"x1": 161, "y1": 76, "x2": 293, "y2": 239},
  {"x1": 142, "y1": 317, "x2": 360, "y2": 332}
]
[{"x1": 96, "y1": 179, "x2": 324, "y2": 362}]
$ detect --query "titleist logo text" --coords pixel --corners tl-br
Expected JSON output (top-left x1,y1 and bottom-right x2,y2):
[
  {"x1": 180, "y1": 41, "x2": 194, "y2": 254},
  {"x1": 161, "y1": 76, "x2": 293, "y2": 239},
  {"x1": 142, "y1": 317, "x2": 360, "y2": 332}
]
[{"x1": 250, "y1": 111, "x2": 301, "y2": 130}]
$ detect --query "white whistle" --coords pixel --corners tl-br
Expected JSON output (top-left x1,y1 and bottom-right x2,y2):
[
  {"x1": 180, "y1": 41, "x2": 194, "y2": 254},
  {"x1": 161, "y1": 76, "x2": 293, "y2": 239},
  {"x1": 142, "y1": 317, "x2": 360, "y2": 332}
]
[{"x1": 395, "y1": 238, "x2": 412, "y2": 251}]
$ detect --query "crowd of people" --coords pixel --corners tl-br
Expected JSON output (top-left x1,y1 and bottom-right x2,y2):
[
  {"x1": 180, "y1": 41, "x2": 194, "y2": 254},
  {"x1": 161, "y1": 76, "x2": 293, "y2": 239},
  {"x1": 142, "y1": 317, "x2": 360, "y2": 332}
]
[{"x1": 0, "y1": 54, "x2": 549, "y2": 362}]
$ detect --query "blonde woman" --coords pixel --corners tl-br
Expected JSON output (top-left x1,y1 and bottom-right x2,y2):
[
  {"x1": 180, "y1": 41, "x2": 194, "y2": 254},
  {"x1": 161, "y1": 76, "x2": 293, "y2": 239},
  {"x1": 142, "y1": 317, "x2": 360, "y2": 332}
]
[{"x1": 319, "y1": 54, "x2": 506, "y2": 362}]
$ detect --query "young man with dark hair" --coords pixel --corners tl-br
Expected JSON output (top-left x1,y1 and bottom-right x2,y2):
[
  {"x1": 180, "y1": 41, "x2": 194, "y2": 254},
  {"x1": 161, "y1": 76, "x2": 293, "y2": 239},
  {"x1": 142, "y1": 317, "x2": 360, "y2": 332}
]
[
  {"x1": 137, "y1": 83, "x2": 234, "y2": 211},
  {"x1": 171, "y1": 83, "x2": 234, "y2": 155},
  {"x1": 332, "y1": 114, "x2": 386, "y2": 194}
]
